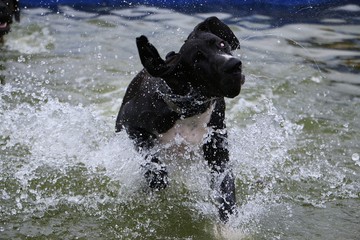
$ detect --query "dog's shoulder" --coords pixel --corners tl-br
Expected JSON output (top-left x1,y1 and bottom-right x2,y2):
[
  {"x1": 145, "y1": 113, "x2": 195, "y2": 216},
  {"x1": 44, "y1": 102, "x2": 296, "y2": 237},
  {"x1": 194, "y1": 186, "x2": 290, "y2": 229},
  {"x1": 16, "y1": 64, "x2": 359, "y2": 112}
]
[
  {"x1": 121, "y1": 70, "x2": 163, "y2": 105},
  {"x1": 116, "y1": 70, "x2": 178, "y2": 134}
]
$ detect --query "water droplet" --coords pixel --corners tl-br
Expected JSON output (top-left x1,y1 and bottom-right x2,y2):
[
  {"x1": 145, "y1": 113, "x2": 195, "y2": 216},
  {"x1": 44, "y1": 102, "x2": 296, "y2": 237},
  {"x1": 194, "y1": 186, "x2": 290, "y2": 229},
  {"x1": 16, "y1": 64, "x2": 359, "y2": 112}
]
[
  {"x1": 310, "y1": 76, "x2": 322, "y2": 83},
  {"x1": 17, "y1": 55, "x2": 25, "y2": 63},
  {"x1": 352, "y1": 153, "x2": 359, "y2": 161}
]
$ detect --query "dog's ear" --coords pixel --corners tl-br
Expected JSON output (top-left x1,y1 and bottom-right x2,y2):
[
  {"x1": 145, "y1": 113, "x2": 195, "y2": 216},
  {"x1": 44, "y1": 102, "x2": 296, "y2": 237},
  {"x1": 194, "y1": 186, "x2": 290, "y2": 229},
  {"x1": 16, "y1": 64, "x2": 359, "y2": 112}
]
[
  {"x1": 136, "y1": 35, "x2": 177, "y2": 77},
  {"x1": 189, "y1": 16, "x2": 240, "y2": 50}
]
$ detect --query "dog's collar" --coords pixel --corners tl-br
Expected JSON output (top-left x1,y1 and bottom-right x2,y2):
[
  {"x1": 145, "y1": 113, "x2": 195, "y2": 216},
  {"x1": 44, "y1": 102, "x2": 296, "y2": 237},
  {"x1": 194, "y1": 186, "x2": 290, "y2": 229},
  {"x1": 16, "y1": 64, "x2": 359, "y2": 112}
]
[{"x1": 158, "y1": 85, "x2": 216, "y2": 118}]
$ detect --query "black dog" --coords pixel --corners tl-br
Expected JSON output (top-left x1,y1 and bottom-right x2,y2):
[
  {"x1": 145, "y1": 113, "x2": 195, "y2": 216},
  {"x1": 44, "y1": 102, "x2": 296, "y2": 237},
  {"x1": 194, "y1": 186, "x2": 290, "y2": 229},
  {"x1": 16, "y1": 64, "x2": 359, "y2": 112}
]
[
  {"x1": 0, "y1": 0, "x2": 20, "y2": 43},
  {"x1": 116, "y1": 16, "x2": 245, "y2": 222}
]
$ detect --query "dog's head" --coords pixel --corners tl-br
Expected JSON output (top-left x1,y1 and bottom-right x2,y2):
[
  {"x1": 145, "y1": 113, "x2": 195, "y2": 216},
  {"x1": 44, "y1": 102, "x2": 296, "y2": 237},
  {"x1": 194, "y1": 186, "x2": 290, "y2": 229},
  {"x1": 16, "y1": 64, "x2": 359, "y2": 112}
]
[
  {"x1": 0, "y1": 0, "x2": 20, "y2": 38},
  {"x1": 136, "y1": 16, "x2": 245, "y2": 98}
]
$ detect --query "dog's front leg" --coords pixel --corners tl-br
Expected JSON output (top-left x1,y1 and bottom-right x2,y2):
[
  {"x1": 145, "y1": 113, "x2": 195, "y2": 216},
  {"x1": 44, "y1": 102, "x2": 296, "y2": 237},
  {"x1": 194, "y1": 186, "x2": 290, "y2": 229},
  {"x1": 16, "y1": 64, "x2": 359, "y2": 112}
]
[
  {"x1": 127, "y1": 128, "x2": 169, "y2": 190},
  {"x1": 143, "y1": 155, "x2": 168, "y2": 190},
  {"x1": 204, "y1": 130, "x2": 237, "y2": 222},
  {"x1": 218, "y1": 169, "x2": 236, "y2": 222},
  {"x1": 203, "y1": 100, "x2": 237, "y2": 222}
]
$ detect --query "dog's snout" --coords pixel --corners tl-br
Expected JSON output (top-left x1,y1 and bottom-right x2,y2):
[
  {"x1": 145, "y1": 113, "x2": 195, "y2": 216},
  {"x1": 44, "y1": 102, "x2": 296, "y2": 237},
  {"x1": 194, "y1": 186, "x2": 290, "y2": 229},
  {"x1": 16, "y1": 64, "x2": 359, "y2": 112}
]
[{"x1": 223, "y1": 57, "x2": 242, "y2": 74}]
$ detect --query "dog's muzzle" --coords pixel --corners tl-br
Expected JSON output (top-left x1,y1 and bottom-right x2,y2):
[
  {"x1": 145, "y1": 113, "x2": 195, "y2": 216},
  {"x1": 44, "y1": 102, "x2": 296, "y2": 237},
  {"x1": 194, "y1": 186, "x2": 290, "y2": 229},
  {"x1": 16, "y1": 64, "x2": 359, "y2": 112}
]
[
  {"x1": 222, "y1": 57, "x2": 245, "y2": 81},
  {"x1": 223, "y1": 57, "x2": 242, "y2": 73},
  {"x1": 213, "y1": 56, "x2": 245, "y2": 98},
  {"x1": 222, "y1": 57, "x2": 245, "y2": 84}
]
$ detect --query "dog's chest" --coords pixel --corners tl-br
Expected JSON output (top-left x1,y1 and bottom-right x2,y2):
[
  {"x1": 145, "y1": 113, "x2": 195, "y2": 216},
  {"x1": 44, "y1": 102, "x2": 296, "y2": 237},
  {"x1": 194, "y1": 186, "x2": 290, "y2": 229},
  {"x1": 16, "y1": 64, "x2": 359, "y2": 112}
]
[{"x1": 158, "y1": 105, "x2": 214, "y2": 146}]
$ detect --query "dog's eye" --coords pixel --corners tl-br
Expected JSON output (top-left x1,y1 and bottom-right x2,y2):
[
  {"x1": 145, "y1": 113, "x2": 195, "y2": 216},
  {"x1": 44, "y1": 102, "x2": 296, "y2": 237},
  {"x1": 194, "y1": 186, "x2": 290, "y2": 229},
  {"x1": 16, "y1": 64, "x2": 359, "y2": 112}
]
[{"x1": 218, "y1": 41, "x2": 231, "y2": 53}]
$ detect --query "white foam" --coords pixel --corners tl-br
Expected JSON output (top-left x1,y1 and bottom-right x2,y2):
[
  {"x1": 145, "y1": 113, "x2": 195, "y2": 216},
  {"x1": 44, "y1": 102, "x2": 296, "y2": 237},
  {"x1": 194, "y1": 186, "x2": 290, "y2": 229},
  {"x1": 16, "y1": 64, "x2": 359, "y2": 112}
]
[
  {"x1": 5, "y1": 26, "x2": 55, "y2": 54},
  {"x1": 332, "y1": 4, "x2": 360, "y2": 12}
]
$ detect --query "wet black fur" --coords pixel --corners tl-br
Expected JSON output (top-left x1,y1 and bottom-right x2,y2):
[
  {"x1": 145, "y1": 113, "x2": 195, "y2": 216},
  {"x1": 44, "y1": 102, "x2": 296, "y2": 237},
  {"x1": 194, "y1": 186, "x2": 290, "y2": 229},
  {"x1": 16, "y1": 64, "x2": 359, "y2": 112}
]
[
  {"x1": 0, "y1": 0, "x2": 20, "y2": 41},
  {"x1": 115, "y1": 16, "x2": 244, "y2": 222}
]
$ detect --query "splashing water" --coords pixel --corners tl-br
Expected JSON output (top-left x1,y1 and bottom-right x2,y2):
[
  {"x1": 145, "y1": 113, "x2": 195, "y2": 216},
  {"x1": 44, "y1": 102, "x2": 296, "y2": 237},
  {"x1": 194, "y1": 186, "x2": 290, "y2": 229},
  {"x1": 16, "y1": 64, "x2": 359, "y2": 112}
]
[{"x1": 1, "y1": 5, "x2": 360, "y2": 239}]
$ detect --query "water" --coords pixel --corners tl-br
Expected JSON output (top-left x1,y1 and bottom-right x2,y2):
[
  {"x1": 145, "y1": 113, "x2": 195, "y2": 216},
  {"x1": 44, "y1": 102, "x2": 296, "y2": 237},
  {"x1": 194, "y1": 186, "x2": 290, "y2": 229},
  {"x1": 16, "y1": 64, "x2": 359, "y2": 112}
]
[{"x1": 1, "y1": 4, "x2": 359, "y2": 239}]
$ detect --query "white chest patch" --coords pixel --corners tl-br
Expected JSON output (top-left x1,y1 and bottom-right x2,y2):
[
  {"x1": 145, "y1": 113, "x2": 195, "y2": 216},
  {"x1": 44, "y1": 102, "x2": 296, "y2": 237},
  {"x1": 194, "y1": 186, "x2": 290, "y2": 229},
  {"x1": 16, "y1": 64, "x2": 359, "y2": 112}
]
[{"x1": 158, "y1": 104, "x2": 214, "y2": 146}]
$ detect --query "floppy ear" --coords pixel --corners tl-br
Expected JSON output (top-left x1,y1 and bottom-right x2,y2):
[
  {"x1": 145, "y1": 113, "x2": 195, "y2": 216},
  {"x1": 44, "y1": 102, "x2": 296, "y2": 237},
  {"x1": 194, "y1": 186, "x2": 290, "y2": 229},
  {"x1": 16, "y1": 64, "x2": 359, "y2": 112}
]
[
  {"x1": 189, "y1": 16, "x2": 240, "y2": 50},
  {"x1": 136, "y1": 35, "x2": 175, "y2": 77}
]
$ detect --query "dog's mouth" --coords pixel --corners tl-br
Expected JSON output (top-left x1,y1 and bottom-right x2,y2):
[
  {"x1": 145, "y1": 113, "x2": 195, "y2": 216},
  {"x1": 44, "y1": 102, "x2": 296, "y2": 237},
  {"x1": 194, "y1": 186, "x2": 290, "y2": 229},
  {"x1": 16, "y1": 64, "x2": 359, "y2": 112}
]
[
  {"x1": 0, "y1": 21, "x2": 9, "y2": 32},
  {"x1": 240, "y1": 74, "x2": 245, "y2": 85},
  {"x1": 0, "y1": 12, "x2": 12, "y2": 29}
]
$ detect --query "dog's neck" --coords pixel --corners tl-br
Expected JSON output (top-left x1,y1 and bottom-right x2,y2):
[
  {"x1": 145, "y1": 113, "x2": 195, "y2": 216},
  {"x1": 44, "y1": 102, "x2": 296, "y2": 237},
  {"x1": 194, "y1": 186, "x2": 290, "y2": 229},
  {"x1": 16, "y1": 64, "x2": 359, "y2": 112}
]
[{"x1": 158, "y1": 81, "x2": 216, "y2": 118}]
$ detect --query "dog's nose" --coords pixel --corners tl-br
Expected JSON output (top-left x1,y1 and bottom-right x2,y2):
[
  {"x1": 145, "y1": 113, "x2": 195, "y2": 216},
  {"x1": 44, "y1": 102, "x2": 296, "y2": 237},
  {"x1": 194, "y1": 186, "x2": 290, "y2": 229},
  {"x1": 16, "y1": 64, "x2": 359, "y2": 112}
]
[{"x1": 223, "y1": 57, "x2": 242, "y2": 74}]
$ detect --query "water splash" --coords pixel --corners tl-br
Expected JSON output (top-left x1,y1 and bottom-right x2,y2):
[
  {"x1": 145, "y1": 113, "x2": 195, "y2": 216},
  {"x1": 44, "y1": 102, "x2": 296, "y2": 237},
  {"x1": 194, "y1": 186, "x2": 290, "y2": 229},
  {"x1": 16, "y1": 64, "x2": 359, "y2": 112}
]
[
  {"x1": 1, "y1": 6, "x2": 359, "y2": 239},
  {"x1": 5, "y1": 25, "x2": 55, "y2": 54}
]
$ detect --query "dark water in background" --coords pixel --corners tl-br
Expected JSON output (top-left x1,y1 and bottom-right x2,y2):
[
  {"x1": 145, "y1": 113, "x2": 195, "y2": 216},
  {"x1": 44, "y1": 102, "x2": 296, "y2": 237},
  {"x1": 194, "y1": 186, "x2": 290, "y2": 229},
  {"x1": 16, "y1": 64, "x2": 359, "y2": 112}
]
[{"x1": 1, "y1": 3, "x2": 359, "y2": 239}]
